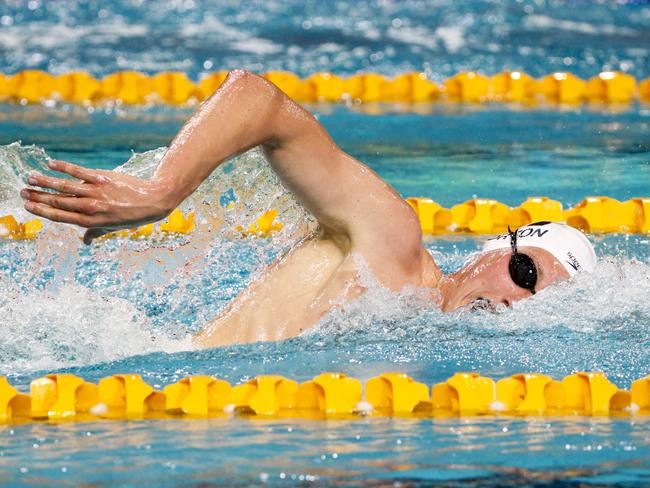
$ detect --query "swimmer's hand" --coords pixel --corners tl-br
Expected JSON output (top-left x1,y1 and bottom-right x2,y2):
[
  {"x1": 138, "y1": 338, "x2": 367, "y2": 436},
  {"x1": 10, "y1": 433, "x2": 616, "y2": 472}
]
[{"x1": 21, "y1": 160, "x2": 175, "y2": 244}]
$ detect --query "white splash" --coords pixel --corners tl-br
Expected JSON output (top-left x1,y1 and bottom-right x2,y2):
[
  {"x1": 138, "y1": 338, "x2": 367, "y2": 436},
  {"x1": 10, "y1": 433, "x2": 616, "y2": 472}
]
[
  {"x1": 0, "y1": 282, "x2": 192, "y2": 373},
  {"x1": 310, "y1": 249, "x2": 650, "y2": 339},
  {"x1": 0, "y1": 143, "x2": 312, "y2": 373}
]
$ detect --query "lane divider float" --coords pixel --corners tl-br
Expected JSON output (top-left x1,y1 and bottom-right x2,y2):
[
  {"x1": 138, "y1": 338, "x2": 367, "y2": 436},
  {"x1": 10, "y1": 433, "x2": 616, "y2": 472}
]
[
  {"x1": 0, "y1": 214, "x2": 42, "y2": 239},
  {"x1": 2, "y1": 195, "x2": 648, "y2": 241},
  {"x1": 1, "y1": 372, "x2": 649, "y2": 423},
  {"x1": 1, "y1": 70, "x2": 649, "y2": 105},
  {"x1": 407, "y1": 195, "x2": 650, "y2": 235}
]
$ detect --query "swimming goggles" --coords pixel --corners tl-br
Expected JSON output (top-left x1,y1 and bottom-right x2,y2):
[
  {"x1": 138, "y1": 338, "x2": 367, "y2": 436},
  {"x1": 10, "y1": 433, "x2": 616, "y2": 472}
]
[{"x1": 507, "y1": 227, "x2": 538, "y2": 295}]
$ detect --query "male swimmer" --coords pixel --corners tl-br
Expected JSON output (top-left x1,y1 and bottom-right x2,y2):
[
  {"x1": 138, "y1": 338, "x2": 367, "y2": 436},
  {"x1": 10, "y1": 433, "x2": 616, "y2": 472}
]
[{"x1": 20, "y1": 70, "x2": 597, "y2": 347}]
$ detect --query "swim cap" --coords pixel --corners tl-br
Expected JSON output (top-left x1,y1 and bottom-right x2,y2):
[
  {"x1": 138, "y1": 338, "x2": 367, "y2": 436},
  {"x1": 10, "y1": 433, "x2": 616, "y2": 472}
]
[{"x1": 482, "y1": 222, "x2": 597, "y2": 276}]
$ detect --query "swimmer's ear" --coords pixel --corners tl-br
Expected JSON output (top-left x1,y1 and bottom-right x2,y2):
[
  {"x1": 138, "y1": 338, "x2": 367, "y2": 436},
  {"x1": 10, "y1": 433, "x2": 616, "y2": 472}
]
[{"x1": 83, "y1": 228, "x2": 110, "y2": 245}]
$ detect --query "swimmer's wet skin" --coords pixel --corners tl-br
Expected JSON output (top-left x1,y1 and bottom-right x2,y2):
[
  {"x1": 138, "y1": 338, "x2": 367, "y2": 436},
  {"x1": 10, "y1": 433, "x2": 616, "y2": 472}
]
[{"x1": 21, "y1": 70, "x2": 597, "y2": 347}]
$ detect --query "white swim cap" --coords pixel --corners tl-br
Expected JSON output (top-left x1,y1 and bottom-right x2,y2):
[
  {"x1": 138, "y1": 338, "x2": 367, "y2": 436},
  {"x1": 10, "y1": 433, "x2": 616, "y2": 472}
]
[{"x1": 482, "y1": 222, "x2": 597, "y2": 276}]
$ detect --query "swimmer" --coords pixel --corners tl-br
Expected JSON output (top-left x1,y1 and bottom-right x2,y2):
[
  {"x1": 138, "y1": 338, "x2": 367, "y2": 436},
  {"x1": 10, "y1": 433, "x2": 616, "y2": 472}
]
[{"x1": 20, "y1": 70, "x2": 597, "y2": 346}]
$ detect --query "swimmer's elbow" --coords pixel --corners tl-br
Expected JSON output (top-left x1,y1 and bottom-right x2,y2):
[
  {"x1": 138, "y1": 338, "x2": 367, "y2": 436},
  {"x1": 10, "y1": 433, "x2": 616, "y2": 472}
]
[
  {"x1": 217, "y1": 69, "x2": 257, "y2": 96},
  {"x1": 225, "y1": 69, "x2": 255, "y2": 84},
  {"x1": 217, "y1": 69, "x2": 285, "y2": 112},
  {"x1": 203, "y1": 69, "x2": 266, "y2": 101},
  {"x1": 225, "y1": 69, "x2": 277, "y2": 96}
]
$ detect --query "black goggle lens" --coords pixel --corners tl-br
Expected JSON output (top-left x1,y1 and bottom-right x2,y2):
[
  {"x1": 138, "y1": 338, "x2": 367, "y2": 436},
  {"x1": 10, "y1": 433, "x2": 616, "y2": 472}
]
[
  {"x1": 508, "y1": 227, "x2": 538, "y2": 295},
  {"x1": 508, "y1": 253, "x2": 537, "y2": 294}
]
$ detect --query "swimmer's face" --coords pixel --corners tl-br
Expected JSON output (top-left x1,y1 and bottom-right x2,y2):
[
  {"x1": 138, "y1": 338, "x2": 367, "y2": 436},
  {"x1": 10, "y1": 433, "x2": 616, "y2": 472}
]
[{"x1": 441, "y1": 247, "x2": 570, "y2": 312}]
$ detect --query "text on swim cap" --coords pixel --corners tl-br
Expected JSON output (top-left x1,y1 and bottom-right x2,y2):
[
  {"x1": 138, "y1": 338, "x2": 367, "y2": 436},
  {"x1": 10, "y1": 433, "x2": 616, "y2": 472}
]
[
  {"x1": 487, "y1": 227, "x2": 551, "y2": 242},
  {"x1": 565, "y1": 251, "x2": 581, "y2": 271}
]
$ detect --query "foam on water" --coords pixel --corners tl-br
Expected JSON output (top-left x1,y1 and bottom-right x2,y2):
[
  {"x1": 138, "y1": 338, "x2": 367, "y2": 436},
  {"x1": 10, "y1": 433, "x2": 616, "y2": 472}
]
[{"x1": 0, "y1": 281, "x2": 190, "y2": 373}]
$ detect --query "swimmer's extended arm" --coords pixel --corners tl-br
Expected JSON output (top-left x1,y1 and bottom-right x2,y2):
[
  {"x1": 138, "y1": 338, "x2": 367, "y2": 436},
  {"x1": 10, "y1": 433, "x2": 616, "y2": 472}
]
[{"x1": 23, "y1": 70, "x2": 422, "y2": 271}]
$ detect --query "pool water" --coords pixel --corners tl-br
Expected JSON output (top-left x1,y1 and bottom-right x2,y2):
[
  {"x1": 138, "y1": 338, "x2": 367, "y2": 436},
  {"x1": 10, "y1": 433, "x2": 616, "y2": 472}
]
[{"x1": 1, "y1": 0, "x2": 650, "y2": 486}]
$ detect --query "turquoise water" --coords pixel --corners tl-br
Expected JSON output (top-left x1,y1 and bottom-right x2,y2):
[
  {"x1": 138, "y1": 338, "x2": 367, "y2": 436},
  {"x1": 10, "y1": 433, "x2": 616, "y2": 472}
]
[
  {"x1": 2, "y1": 417, "x2": 649, "y2": 487},
  {"x1": 1, "y1": 0, "x2": 650, "y2": 486}
]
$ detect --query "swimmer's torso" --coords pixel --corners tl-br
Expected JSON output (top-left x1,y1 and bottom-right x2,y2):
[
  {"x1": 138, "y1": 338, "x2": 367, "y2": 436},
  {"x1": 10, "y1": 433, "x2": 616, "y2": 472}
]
[{"x1": 193, "y1": 233, "x2": 442, "y2": 347}]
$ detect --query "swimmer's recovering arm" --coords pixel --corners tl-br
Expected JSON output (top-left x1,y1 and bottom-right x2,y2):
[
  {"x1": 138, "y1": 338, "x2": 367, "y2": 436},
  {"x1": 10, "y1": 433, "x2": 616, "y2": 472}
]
[{"x1": 22, "y1": 70, "x2": 422, "y2": 267}]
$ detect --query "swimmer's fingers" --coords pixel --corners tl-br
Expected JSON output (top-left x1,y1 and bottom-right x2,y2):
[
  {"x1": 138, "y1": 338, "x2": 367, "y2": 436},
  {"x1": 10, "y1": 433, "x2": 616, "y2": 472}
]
[
  {"x1": 23, "y1": 195, "x2": 114, "y2": 244},
  {"x1": 27, "y1": 174, "x2": 93, "y2": 197},
  {"x1": 21, "y1": 189, "x2": 104, "y2": 215},
  {"x1": 48, "y1": 160, "x2": 101, "y2": 184},
  {"x1": 23, "y1": 201, "x2": 95, "y2": 227}
]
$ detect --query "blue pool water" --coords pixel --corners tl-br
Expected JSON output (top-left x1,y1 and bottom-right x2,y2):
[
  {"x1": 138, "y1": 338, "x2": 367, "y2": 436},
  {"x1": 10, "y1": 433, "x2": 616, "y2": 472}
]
[{"x1": 1, "y1": 1, "x2": 650, "y2": 486}]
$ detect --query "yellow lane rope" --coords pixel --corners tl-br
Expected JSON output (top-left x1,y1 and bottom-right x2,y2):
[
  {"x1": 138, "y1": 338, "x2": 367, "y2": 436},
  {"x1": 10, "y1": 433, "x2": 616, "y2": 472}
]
[
  {"x1": 406, "y1": 196, "x2": 650, "y2": 235},
  {"x1": 2, "y1": 195, "x2": 649, "y2": 241},
  {"x1": 1, "y1": 371, "x2": 648, "y2": 423},
  {"x1": 0, "y1": 70, "x2": 649, "y2": 105}
]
